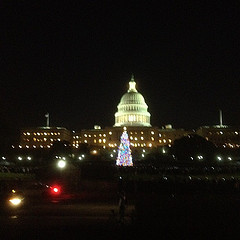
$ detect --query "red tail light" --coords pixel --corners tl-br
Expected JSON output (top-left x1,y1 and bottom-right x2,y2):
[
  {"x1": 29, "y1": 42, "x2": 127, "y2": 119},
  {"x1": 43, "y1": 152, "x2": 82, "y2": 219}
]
[{"x1": 50, "y1": 186, "x2": 61, "y2": 195}]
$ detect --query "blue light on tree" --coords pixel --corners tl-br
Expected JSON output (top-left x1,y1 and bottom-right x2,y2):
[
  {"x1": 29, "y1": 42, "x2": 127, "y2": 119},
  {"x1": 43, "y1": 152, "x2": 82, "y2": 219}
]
[{"x1": 116, "y1": 129, "x2": 133, "y2": 166}]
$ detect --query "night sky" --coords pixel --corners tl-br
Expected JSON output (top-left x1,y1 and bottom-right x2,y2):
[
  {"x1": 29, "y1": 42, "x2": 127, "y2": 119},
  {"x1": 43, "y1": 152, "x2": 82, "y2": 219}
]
[{"x1": 1, "y1": 1, "x2": 240, "y2": 141}]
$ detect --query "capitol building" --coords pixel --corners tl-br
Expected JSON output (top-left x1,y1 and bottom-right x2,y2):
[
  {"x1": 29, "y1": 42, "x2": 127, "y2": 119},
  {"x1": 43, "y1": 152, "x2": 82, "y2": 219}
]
[
  {"x1": 114, "y1": 76, "x2": 151, "y2": 127},
  {"x1": 72, "y1": 76, "x2": 187, "y2": 151},
  {"x1": 19, "y1": 76, "x2": 186, "y2": 151},
  {"x1": 19, "y1": 76, "x2": 240, "y2": 152}
]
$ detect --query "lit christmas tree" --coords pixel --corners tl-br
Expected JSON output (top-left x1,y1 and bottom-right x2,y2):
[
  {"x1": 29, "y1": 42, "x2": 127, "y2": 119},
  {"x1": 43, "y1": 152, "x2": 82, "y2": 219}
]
[{"x1": 116, "y1": 129, "x2": 133, "y2": 166}]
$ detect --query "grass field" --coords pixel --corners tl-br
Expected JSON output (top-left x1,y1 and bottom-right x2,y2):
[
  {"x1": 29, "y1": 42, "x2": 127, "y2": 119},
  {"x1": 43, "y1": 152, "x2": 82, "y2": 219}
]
[{"x1": 0, "y1": 172, "x2": 35, "y2": 180}]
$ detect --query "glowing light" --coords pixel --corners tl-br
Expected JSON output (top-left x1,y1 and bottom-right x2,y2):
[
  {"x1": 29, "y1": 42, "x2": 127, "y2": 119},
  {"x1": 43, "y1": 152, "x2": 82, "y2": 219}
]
[
  {"x1": 18, "y1": 157, "x2": 22, "y2": 161},
  {"x1": 51, "y1": 186, "x2": 61, "y2": 195},
  {"x1": 116, "y1": 130, "x2": 133, "y2": 166},
  {"x1": 92, "y1": 150, "x2": 97, "y2": 155},
  {"x1": 9, "y1": 198, "x2": 22, "y2": 206},
  {"x1": 57, "y1": 160, "x2": 66, "y2": 168}
]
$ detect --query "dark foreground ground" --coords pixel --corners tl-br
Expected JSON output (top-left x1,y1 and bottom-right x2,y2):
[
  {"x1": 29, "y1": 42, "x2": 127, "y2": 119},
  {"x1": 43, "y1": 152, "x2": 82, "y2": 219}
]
[{"x1": 1, "y1": 178, "x2": 240, "y2": 240}]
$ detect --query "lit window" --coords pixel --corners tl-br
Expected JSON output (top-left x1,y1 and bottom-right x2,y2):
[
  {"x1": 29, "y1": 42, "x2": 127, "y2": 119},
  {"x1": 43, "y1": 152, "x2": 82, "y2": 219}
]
[
  {"x1": 84, "y1": 140, "x2": 87, "y2": 143},
  {"x1": 151, "y1": 131, "x2": 154, "y2": 135},
  {"x1": 44, "y1": 132, "x2": 47, "y2": 135},
  {"x1": 149, "y1": 143, "x2": 152, "y2": 147},
  {"x1": 103, "y1": 134, "x2": 106, "y2": 137},
  {"x1": 135, "y1": 137, "x2": 138, "y2": 140},
  {"x1": 141, "y1": 136, "x2": 144, "y2": 140},
  {"x1": 130, "y1": 136, "x2": 133, "y2": 140},
  {"x1": 109, "y1": 132, "x2": 112, "y2": 135},
  {"x1": 99, "y1": 139, "x2": 102, "y2": 143},
  {"x1": 151, "y1": 137, "x2": 154, "y2": 141},
  {"x1": 84, "y1": 134, "x2": 87, "y2": 137},
  {"x1": 103, "y1": 139, "x2": 106, "y2": 143},
  {"x1": 88, "y1": 135, "x2": 91, "y2": 137}
]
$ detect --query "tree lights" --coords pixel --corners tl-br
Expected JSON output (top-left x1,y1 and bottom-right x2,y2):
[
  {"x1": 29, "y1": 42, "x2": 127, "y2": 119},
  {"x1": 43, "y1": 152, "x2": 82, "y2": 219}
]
[{"x1": 116, "y1": 129, "x2": 133, "y2": 166}]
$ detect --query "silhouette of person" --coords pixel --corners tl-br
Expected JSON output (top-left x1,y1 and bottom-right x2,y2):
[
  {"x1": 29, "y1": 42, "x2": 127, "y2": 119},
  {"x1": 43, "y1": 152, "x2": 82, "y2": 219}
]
[{"x1": 118, "y1": 191, "x2": 126, "y2": 223}]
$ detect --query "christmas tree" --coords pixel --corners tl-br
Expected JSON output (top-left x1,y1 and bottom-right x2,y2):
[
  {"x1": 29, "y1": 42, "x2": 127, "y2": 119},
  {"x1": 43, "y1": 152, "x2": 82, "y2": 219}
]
[{"x1": 116, "y1": 129, "x2": 133, "y2": 166}]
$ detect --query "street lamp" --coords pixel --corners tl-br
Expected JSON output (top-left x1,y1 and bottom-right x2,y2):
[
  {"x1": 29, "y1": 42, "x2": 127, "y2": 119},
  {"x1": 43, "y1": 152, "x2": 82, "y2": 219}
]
[{"x1": 57, "y1": 160, "x2": 66, "y2": 169}]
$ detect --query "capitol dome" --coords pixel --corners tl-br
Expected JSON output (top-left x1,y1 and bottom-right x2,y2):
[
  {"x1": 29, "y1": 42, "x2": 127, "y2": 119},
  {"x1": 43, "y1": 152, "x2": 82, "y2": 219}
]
[{"x1": 114, "y1": 76, "x2": 151, "y2": 127}]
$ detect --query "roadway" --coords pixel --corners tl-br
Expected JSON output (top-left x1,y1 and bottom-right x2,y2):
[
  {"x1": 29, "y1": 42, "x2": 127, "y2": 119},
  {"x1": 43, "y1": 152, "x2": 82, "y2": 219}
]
[{"x1": 0, "y1": 197, "x2": 136, "y2": 240}]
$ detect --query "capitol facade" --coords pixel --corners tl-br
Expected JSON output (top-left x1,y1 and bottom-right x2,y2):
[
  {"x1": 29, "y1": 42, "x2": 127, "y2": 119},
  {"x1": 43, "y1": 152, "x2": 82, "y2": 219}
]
[
  {"x1": 20, "y1": 76, "x2": 188, "y2": 153},
  {"x1": 19, "y1": 76, "x2": 240, "y2": 152},
  {"x1": 114, "y1": 76, "x2": 151, "y2": 127}
]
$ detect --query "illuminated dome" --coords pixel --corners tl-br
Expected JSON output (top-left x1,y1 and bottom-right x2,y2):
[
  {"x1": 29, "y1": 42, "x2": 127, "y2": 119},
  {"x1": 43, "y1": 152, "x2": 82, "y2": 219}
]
[{"x1": 114, "y1": 76, "x2": 151, "y2": 127}]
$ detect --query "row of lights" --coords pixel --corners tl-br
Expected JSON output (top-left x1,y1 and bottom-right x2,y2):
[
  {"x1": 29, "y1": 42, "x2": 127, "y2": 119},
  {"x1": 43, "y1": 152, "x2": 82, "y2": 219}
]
[
  {"x1": 190, "y1": 155, "x2": 233, "y2": 161},
  {"x1": 23, "y1": 132, "x2": 61, "y2": 136}
]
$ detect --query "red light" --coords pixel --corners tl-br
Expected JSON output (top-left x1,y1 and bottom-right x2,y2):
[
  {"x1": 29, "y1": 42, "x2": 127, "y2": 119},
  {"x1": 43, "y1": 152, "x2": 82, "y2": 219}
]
[{"x1": 50, "y1": 185, "x2": 61, "y2": 195}]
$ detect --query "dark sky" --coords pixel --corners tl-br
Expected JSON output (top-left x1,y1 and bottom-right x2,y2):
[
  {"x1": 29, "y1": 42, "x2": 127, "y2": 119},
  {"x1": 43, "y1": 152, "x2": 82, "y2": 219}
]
[{"x1": 1, "y1": 0, "x2": 240, "y2": 137}]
